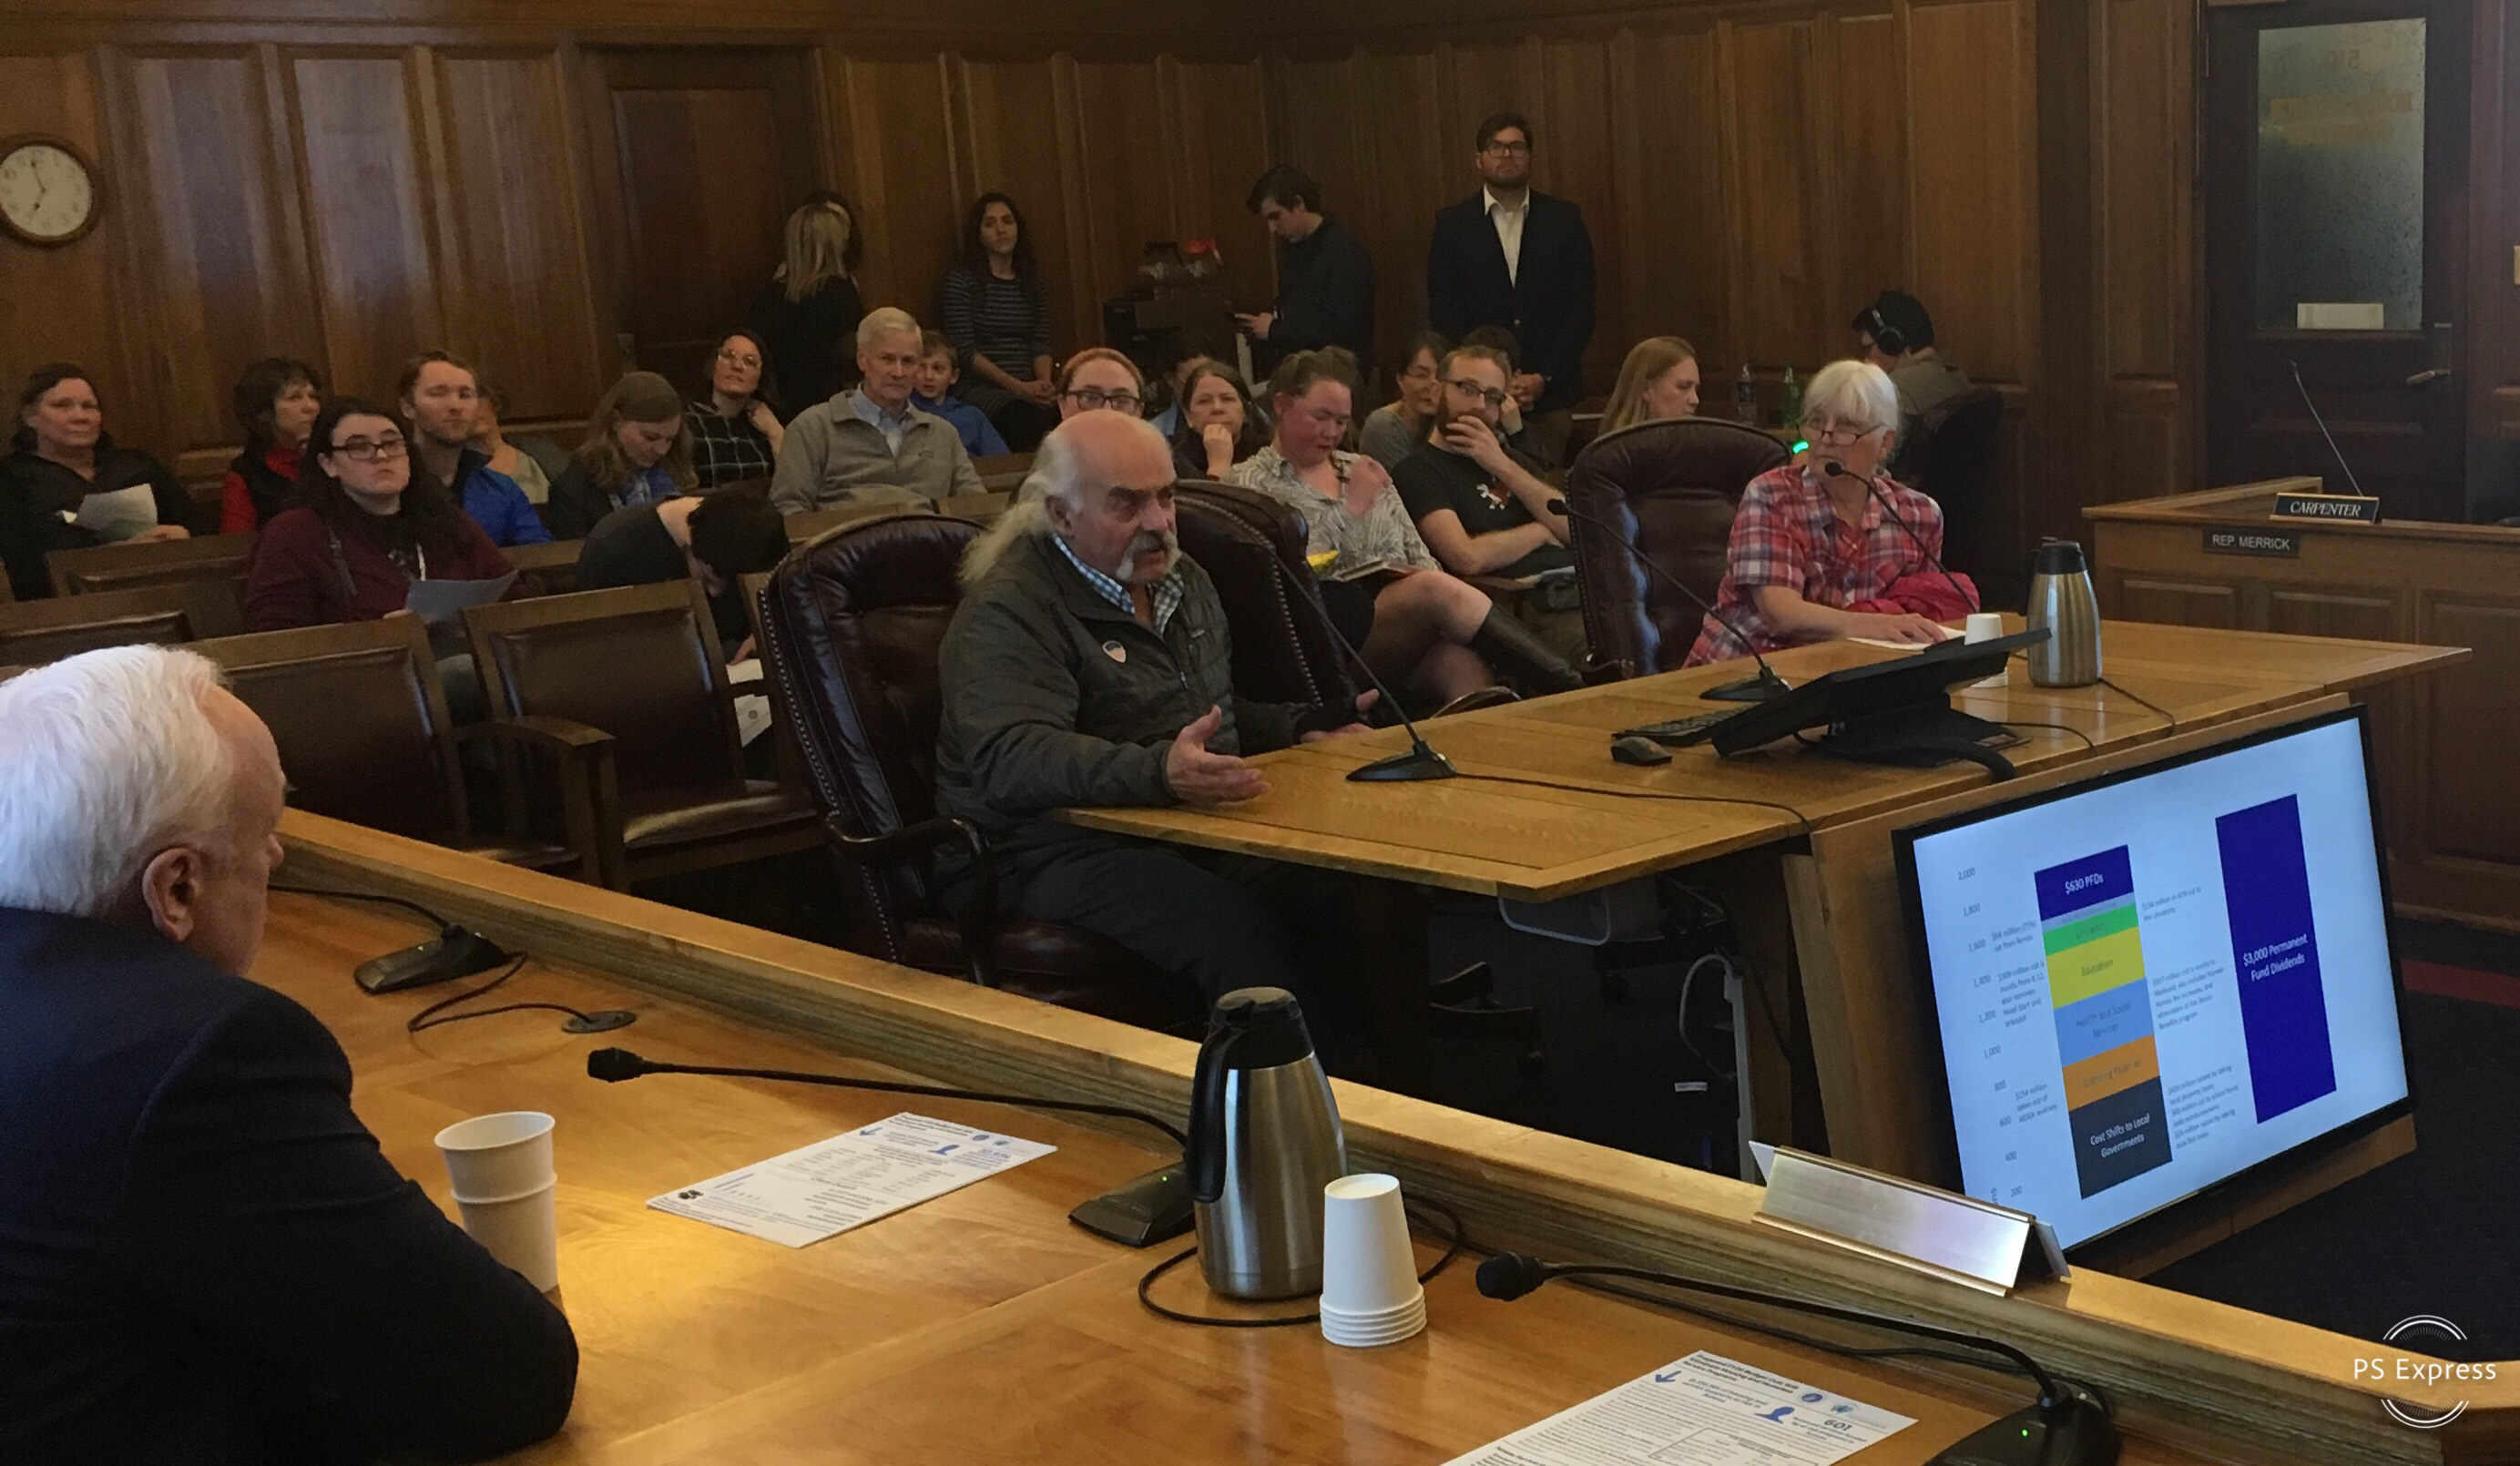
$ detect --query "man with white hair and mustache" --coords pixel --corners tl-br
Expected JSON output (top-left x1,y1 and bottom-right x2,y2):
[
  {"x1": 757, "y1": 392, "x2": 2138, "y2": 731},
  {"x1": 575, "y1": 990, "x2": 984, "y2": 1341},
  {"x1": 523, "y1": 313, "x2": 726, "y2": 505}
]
[{"x1": 934, "y1": 411, "x2": 1380, "y2": 1064}]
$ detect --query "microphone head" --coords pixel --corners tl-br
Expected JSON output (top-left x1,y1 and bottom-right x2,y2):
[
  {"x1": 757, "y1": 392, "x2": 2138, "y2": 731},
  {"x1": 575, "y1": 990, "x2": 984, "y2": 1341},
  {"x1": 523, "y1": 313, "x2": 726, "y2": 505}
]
[
  {"x1": 1474, "y1": 1252, "x2": 1550, "y2": 1301},
  {"x1": 1820, "y1": 459, "x2": 1850, "y2": 478},
  {"x1": 586, "y1": 1047, "x2": 651, "y2": 1082},
  {"x1": 1546, "y1": 497, "x2": 1570, "y2": 515}
]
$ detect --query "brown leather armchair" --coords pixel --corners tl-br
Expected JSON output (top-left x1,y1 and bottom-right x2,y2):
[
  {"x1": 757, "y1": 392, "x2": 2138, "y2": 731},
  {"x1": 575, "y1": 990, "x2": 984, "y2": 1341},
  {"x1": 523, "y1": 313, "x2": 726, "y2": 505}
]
[
  {"x1": 755, "y1": 512, "x2": 1198, "y2": 1029},
  {"x1": 0, "y1": 581, "x2": 239, "y2": 664},
  {"x1": 464, "y1": 581, "x2": 821, "y2": 889},
  {"x1": 1173, "y1": 479, "x2": 1357, "y2": 709},
  {"x1": 194, "y1": 619, "x2": 594, "y2": 875},
  {"x1": 1566, "y1": 418, "x2": 1788, "y2": 677}
]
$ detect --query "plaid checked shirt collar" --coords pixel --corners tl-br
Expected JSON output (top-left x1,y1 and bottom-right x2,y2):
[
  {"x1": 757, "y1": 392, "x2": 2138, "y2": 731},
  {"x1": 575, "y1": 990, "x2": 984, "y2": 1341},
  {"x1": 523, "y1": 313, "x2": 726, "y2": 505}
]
[{"x1": 1052, "y1": 534, "x2": 1184, "y2": 633}]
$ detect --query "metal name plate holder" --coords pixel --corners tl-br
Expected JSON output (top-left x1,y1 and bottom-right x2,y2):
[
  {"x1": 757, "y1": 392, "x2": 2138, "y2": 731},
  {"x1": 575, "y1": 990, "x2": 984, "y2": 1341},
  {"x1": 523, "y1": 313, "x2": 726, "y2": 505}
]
[{"x1": 1750, "y1": 1144, "x2": 2069, "y2": 1297}]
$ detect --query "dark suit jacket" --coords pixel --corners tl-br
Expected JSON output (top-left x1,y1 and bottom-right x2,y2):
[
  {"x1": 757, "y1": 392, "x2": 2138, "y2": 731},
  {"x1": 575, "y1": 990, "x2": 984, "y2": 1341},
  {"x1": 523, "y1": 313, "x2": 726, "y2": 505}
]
[
  {"x1": 0, "y1": 908, "x2": 577, "y2": 1463},
  {"x1": 1424, "y1": 191, "x2": 1598, "y2": 415}
]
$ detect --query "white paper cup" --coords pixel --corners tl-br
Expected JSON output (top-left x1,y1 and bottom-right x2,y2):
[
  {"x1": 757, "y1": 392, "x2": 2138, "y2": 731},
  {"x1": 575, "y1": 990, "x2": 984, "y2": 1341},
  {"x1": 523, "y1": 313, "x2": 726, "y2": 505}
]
[
  {"x1": 1964, "y1": 611, "x2": 2005, "y2": 643},
  {"x1": 454, "y1": 1178, "x2": 560, "y2": 1291},
  {"x1": 1323, "y1": 1296, "x2": 1426, "y2": 1348},
  {"x1": 435, "y1": 1111, "x2": 556, "y2": 1204},
  {"x1": 1320, "y1": 1174, "x2": 1422, "y2": 1320}
]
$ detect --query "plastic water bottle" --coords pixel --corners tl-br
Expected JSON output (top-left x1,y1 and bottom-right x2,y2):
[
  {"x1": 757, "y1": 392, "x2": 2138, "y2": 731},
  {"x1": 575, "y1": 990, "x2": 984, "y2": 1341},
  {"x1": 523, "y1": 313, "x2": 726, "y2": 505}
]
[
  {"x1": 1735, "y1": 363, "x2": 1757, "y2": 424},
  {"x1": 1780, "y1": 365, "x2": 1802, "y2": 431}
]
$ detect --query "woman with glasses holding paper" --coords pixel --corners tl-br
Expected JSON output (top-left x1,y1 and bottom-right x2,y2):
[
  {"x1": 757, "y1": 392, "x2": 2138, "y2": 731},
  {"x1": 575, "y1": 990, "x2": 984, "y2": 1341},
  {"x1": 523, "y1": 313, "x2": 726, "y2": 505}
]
[
  {"x1": 1683, "y1": 359, "x2": 1976, "y2": 667},
  {"x1": 243, "y1": 398, "x2": 515, "y2": 636},
  {"x1": 0, "y1": 364, "x2": 192, "y2": 601}
]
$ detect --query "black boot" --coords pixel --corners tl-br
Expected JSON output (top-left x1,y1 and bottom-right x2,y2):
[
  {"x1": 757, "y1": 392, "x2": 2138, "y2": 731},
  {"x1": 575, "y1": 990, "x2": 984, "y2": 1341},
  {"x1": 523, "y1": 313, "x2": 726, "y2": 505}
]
[{"x1": 1472, "y1": 607, "x2": 1584, "y2": 696}]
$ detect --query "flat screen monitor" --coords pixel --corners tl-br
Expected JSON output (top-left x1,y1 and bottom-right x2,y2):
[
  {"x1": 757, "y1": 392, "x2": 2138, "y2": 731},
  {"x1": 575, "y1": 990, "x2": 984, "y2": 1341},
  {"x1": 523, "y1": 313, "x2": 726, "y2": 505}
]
[{"x1": 1893, "y1": 707, "x2": 2413, "y2": 1251}]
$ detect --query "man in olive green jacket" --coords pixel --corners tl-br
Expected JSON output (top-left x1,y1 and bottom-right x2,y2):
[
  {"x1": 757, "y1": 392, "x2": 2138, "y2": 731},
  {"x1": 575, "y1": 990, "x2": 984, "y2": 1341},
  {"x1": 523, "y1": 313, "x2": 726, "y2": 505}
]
[{"x1": 934, "y1": 412, "x2": 1373, "y2": 1056}]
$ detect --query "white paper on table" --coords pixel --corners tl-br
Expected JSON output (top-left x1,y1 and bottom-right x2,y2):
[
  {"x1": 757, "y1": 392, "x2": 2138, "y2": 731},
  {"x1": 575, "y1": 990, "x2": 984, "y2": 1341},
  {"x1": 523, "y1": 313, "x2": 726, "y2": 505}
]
[
  {"x1": 1443, "y1": 1350, "x2": 1913, "y2": 1466},
  {"x1": 647, "y1": 1113, "x2": 1056, "y2": 1248},
  {"x1": 73, "y1": 484, "x2": 162, "y2": 539},
  {"x1": 1844, "y1": 634, "x2": 1951, "y2": 652},
  {"x1": 404, "y1": 571, "x2": 517, "y2": 625}
]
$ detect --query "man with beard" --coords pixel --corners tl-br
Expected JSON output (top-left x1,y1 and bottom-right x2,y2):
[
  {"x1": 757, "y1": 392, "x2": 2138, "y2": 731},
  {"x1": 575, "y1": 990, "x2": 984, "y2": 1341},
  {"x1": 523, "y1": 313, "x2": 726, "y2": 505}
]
[
  {"x1": 934, "y1": 412, "x2": 1379, "y2": 1063},
  {"x1": 1424, "y1": 111, "x2": 1597, "y2": 467}
]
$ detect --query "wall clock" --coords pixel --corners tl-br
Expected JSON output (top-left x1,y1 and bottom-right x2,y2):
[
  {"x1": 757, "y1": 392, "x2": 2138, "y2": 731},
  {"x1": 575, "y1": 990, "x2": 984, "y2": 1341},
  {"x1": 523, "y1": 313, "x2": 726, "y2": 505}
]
[{"x1": 0, "y1": 136, "x2": 99, "y2": 247}]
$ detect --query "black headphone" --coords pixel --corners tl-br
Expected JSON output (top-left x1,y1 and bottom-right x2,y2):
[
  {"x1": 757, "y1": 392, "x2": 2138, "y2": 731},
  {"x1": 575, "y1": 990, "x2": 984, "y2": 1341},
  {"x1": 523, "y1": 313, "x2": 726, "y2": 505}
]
[{"x1": 1862, "y1": 304, "x2": 1907, "y2": 359}]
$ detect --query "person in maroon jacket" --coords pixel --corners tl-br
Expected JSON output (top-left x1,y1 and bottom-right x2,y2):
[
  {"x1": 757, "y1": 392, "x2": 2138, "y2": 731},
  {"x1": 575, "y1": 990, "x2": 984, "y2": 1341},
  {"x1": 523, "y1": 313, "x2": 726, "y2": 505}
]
[{"x1": 244, "y1": 398, "x2": 514, "y2": 716}]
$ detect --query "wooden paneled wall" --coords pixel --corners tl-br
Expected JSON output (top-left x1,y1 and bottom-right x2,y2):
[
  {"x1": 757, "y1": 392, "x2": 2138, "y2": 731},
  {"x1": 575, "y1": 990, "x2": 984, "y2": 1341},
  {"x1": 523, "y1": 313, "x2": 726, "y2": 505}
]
[{"x1": 0, "y1": 0, "x2": 2223, "y2": 571}]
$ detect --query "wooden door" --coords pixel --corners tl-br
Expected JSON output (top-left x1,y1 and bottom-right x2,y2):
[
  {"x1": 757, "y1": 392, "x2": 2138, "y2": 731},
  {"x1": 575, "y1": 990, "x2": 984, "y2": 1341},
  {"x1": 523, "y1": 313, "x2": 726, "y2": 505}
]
[
  {"x1": 580, "y1": 48, "x2": 822, "y2": 395},
  {"x1": 2202, "y1": 1, "x2": 2469, "y2": 523}
]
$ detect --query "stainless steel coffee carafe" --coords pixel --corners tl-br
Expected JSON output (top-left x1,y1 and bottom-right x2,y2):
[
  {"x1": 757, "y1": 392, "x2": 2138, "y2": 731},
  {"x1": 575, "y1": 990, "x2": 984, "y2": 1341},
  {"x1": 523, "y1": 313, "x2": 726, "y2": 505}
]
[
  {"x1": 1186, "y1": 987, "x2": 1347, "y2": 1299},
  {"x1": 2026, "y1": 539, "x2": 2103, "y2": 687}
]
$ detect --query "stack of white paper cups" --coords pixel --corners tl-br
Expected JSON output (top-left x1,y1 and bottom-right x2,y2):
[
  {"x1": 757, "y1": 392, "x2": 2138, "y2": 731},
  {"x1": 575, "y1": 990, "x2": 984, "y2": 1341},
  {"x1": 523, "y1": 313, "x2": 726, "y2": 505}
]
[
  {"x1": 1318, "y1": 1174, "x2": 1426, "y2": 1347},
  {"x1": 434, "y1": 1111, "x2": 561, "y2": 1292}
]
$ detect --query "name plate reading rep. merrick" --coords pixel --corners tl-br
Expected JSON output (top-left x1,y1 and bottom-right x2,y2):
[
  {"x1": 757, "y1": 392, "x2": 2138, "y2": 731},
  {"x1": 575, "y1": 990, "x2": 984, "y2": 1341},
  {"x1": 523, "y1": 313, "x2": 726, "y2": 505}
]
[
  {"x1": 2271, "y1": 492, "x2": 2382, "y2": 525},
  {"x1": 2203, "y1": 527, "x2": 2301, "y2": 558}
]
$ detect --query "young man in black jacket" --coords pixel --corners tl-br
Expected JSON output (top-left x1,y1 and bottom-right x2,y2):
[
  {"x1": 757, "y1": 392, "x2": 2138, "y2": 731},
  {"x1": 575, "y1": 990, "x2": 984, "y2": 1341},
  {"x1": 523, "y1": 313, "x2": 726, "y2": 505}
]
[{"x1": 1238, "y1": 164, "x2": 1377, "y2": 365}]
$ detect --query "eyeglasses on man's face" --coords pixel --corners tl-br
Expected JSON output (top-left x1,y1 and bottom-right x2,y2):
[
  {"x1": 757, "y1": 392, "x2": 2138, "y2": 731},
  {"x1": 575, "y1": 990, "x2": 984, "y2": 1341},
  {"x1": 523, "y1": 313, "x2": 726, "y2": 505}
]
[
  {"x1": 1445, "y1": 379, "x2": 1508, "y2": 409},
  {"x1": 329, "y1": 435, "x2": 408, "y2": 462},
  {"x1": 1482, "y1": 139, "x2": 1532, "y2": 156},
  {"x1": 1065, "y1": 389, "x2": 1143, "y2": 415}
]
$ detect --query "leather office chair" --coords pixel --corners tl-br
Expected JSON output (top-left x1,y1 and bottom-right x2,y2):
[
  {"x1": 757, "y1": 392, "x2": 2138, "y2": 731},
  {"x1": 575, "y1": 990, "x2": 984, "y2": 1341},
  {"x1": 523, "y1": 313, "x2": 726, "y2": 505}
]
[
  {"x1": 194, "y1": 619, "x2": 595, "y2": 876},
  {"x1": 1903, "y1": 385, "x2": 2006, "y2": 584},
  {"x1": 0, "y1": 581, "x2": 236, "y2": 665},
  {"x1": 1173, "y1": 479, "x2": 1357, "y2": 708},
  {"x1": 46, "y1": 534, "x2": 255, "y2": 633},
  {"x1": 755, "y1": 513, "x2": 1198, "y2": 1029},
  {"x1": 1566, "y1": 418, "x2": 1788, "y2": 677},
  {"x1": 464, "y1": 581, "x2": 821, "y2": 890}
]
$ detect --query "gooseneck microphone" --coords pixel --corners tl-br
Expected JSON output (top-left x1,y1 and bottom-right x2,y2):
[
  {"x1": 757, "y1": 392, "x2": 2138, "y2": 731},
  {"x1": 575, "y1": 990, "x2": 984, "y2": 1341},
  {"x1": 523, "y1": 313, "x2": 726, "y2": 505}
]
[
  {"x1": 1545, "y1": 496, "x2": 1788, "y2": 702},
  {"x1": 1476, "y1": 1252, "x2": 2119, "y2": 1466},
  {"x1": 1258, "y1": 548, "x2": 1456, "y2": 782},
  {"x1": 2289, "y1": 359, "x2": 2371, "y2": 498},
  {"x1": 1818, "y1": 461, "x2": 1978, "y2": 619},
  {"x1": 587, "y1": 1047, "x2": 1189, "y2": 1148}
]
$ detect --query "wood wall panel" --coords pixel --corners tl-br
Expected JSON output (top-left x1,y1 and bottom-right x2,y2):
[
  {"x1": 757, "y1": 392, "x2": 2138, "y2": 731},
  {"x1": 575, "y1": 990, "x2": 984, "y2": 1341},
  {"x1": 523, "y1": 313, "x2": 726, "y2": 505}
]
[
  {"x1": 1611, "y1": 26, "x2": 1727, "y2": 370},
  {"x1": 1539, "y1": 37, "x2": 1626, "y2": 389},
  {"x1": 0, "y1": 53, "x2": 130, "y2": 443},
  {"x1": 1905, "y1": 0, "x2": 2034, "y2": 386},
  {"x1": 1071, "y1": 61, "x2": 1175, "y2": 310},
  {"x1": 432, "y1": 52, "x2": 605, "y2": 419},
  {"x1": 1721, "y1": 18, "x2": 1827, "y2": 372},
  {"x1": 1167, "y1": 58, "x2": 1276, "y2": 321},
  {"x1": 1831, "y1": 11, "x2": 1909, "y2": 334},
  {"x1": 1352, "y1": 48, "x2": 1449, "y2": 365},
  {"x1": 116, "y1": 51, "x2": 315, "y2": 456},
  {"x1": 2420, "y1": 596, "x2": 2520, "y2": 865},
  {"x1": 2096, "y1": 0, "x2": 2192, "y2": 504},
  {"x1": 290, "y1": 54, "x2": 444, "y2": 403},
  {"x1": 836, "y1": 57, "x2": 958, "y2": 323}
]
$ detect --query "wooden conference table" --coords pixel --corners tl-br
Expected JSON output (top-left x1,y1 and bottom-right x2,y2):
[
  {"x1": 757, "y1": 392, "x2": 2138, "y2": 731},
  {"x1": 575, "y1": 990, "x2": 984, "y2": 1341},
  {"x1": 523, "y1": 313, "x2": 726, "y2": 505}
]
[
  {"x1": 1060, "y1": 621, "x2": 2466, "y2": 1209},
  {"x1": 259, "y1": 826, "x2": 2520, "y2": 1464}
]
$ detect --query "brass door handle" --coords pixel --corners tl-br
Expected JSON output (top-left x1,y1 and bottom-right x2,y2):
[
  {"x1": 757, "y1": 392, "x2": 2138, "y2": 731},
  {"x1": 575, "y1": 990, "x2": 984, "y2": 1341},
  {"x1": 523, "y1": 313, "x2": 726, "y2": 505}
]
[{"x1": 2406, "y1": 368, "x2": 2453, "y2": 386}]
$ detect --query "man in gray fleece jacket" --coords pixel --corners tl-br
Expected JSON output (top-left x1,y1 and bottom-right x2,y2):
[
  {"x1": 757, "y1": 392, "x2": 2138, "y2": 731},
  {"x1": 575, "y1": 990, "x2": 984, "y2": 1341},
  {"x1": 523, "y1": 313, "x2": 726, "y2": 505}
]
[
  {"x1": 934, "y1": 412, "x2": 1377, "y2": 1059},
  {"x1": 772, "y1": 307, "x2": 984, "y2": 512}
]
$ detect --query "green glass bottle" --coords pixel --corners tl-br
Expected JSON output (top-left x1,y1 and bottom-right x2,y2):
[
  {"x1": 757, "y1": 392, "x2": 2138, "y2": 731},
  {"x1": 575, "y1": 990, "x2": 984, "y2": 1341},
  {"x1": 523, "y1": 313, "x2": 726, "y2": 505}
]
[{"x1": 1780, "y1": 364, "x2": 1802, "y2": 431}]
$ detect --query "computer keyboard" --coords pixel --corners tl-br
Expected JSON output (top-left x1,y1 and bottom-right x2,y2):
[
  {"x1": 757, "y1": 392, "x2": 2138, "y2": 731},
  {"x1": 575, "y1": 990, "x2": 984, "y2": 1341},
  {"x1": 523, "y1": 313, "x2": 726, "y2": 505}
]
[{"x1": 1613, "y1": 709, "x2": 1740, "y2": 748}]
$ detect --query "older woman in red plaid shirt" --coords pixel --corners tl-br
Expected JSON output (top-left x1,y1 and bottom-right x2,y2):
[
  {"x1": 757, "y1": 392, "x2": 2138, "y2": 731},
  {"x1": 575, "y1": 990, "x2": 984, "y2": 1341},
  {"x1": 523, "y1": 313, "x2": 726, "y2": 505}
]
[{"x1": 1684, "y1": 358, "x2": 1977, "y2": 666}]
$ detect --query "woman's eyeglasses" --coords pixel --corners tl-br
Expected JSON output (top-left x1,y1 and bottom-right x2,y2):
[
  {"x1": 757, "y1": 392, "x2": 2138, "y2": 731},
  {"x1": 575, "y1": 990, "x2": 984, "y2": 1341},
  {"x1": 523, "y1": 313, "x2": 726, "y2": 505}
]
[
  {"x1": 329, "y1": 435, "x2": 407, "y2": 462},
  {"x1": 715, "y1": 349, "x2": 762, "y2": 369},
  {"x1": 1065, "y1": 389, "x2": 1143, "y2": 415},
  {"x1": 1804, "y1": 420, "x2": 1883, "y2": 446}
]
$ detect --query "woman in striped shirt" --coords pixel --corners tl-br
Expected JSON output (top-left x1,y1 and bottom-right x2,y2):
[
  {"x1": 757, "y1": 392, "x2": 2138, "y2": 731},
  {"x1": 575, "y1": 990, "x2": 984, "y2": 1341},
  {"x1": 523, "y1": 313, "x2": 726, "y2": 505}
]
[{"x1": 937, "y1": 193, "x2": 1058, "y2": 451}]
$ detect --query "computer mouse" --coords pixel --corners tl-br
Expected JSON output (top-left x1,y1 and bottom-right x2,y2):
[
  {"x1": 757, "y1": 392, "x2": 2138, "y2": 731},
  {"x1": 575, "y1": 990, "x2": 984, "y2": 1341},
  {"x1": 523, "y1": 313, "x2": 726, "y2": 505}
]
[{"x1": 1610, "y1": 735, "x2": 1673, "y2": 767}]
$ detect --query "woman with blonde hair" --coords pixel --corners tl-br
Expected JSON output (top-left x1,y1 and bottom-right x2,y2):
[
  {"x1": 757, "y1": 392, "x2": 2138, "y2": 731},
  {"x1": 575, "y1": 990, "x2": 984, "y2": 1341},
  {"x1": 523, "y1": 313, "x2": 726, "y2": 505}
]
[
  {"x1": 1598, "y1": 335, "x2": 1702, "y2": 434},
  {"x1": 748, "y1": 191, "x2": 866, "y2": 412},
  {"x1": 541, "y1": 372, "x2": 697, "y2": 540}
]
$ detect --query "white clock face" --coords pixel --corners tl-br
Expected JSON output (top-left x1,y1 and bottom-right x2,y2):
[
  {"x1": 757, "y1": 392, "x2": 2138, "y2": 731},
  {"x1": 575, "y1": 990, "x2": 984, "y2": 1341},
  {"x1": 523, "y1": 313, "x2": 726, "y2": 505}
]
[{"x1": 0, "y1": 143, "x2": 95, "y2": 243}]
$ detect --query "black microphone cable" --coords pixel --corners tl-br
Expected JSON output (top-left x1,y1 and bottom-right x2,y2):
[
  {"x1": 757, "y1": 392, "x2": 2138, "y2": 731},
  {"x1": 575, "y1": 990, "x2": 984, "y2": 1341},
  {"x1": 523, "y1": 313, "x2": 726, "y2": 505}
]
[
  {"x1": 270, "y1": 882, "x2": 450, "y2": 928},
  {"x1": 1474, "y1": 1252, "x2": 2110, "y2": 1418},
  {"x1": 1818, "y1": 459, "x2": 1978, "y2": 619},
  {"x1": 1135, "y1": 1195, "x2": 1467, "y2": 1329}
]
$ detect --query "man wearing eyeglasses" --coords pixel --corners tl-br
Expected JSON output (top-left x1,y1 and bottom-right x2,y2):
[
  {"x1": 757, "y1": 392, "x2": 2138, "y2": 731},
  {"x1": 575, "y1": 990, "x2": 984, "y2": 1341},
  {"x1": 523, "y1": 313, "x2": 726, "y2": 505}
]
[{"x1": 1424, "y1": 111, "x2": 1597, "y2": 467}]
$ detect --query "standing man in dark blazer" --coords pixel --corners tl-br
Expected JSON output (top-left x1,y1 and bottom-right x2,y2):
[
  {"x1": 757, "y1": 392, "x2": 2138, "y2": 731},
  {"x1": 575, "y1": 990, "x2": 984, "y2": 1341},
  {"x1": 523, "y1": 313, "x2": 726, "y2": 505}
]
[
  {"x1": 0, "y1": 645, "x2": 577, "y2": 1463},
  {"x1": 1425, "y1": 110, "x2": 1597, "y2": 465}
]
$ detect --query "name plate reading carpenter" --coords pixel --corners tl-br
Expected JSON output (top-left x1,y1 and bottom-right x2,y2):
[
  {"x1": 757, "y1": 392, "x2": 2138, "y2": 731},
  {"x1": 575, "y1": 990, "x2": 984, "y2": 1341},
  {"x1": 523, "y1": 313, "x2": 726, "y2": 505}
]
[
  {"x1": 2203, "y1": 527, "x2": 2301, "y2": 558},
  {"x1": 2272, "y1": 491, "x2": 2381, "y2": 525}
]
